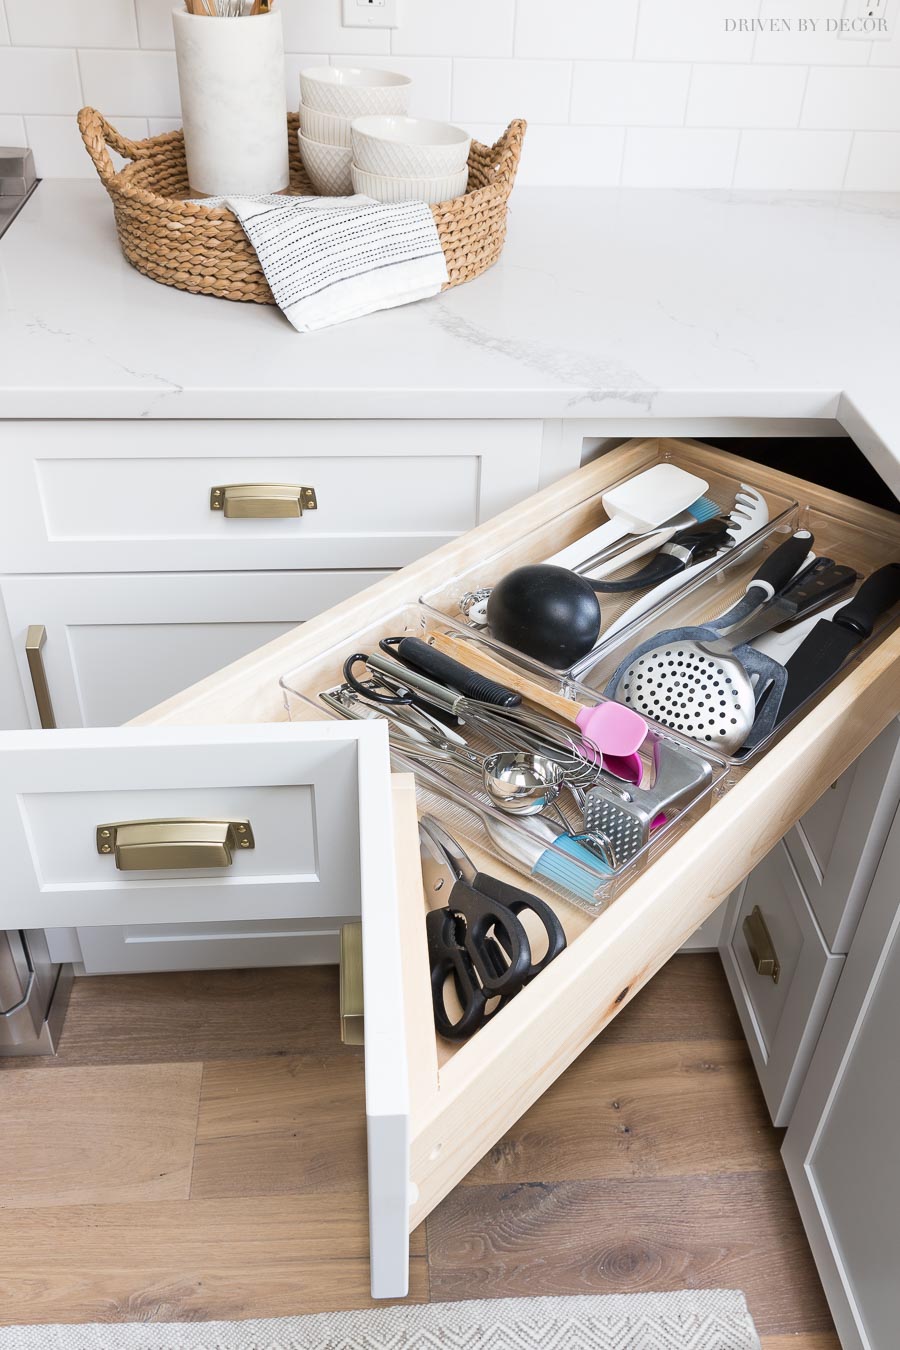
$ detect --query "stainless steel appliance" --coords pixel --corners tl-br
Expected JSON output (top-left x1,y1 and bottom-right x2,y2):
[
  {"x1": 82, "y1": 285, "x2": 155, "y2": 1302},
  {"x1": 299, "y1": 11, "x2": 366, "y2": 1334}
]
[
  {"x1": 0, "y1": 930, "x2": 73, "y2": 1056},
  {"x1": 0, "y1": 146, "x2": 38, "y2": 238}
]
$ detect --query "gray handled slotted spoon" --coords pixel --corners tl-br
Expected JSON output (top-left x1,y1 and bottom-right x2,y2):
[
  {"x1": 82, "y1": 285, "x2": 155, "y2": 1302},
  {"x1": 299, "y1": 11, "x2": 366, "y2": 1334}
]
[{"x1": 603, "y1": 532, "x2": 813, "y2": 755}]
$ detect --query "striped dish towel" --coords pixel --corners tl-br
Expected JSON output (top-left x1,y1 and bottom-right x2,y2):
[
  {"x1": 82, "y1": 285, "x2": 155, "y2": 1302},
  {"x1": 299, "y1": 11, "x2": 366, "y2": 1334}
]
[{"x1": 223, "y1": 193, "x2": 449, "y2": 332}]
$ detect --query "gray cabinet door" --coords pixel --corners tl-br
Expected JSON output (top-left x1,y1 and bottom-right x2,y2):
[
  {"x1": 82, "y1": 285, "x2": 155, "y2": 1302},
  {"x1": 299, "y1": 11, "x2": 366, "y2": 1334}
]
[{"x1": 783, "y1": 807, "x2": 900, "y2": 1350}]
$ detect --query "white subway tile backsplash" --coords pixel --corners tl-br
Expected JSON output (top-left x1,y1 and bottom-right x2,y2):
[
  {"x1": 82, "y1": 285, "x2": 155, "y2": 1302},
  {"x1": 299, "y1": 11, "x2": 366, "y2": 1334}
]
[
  {"x1": 622, "y1": 127, "x2": 738, "y2": 186},
  {"x1": 733, "y1": 129, "x2": 852, "y2": 187},
  {"x1": 571, "y1": 61, "x2": 690, "y2": 126},
  {"x1": 0, "y1": 114, "x2": 26, "y2": 142},
  {"x1": 147, "y1": 117, "x2": 182, "y2": 136},
  {"x1": 327, "y1": 55, "x2": 452, "y2": 120},
  {"x1": 753, "y1": 0, "x2": 870, "y2": 66},
  {"x1": 0, "y1": 0, "x2": 897, "y2": 188},
  {"x1": 844, "y1": 131, "x2": 900, "y2": 188},
  {"x1": 687, "y1": 65, "x2": 807, "y2": 128},
  {"x1": 802, "y1": 66, "x2": 900, "y2": 129},
  {"x1": 24, "y1": 113, "x2": 149, "y2": 177},
  {"x1": 136, "y1": 0, "x2": 176, "y2": 50},
  {"x1": 0, "y1": 48, "x2": 81, "y2": 115},
  {"x1": 511, "y1": 123, "x2": 625, "y2": 185},
  {"x1": 636, "y1": 0, "x2": 754, "y2": 63},
  {"x1": 515, "y1": 0, "x2": 639, "y2": 62},
  {"x1": 392, "y1": 0, "x2": 515, "y2": 58},
  {"x1": 452, "y1": 59, "x2": 571, "y2": 126},
  {"x1": 282, "y1": 0, "x2": 389, "y2": 56},
  {"x1": 79, "y1": 49, "x2": 180, "y2": 118},
  {"x1": 6, "y1": 0, "x2": 137, "y2": 50}
]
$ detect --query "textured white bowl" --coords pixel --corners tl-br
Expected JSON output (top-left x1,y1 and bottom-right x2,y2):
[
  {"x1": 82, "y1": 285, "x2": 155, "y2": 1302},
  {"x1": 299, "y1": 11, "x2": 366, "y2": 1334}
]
[
  {"x1": 298, "y1": 132, "x2": 353, "y2": 196},
  {"x1": 351, "y1": 116, "x2": 471, "y2": 178},
  {"x1": 351, "y1": 162, "x2": 469, "y2": 206},
  {"x1": 299, "y1": 66, "x2": 411, "y2": 119},
  {"x1": 299, "y1": 103, "x2": 351, "y2": 149}
]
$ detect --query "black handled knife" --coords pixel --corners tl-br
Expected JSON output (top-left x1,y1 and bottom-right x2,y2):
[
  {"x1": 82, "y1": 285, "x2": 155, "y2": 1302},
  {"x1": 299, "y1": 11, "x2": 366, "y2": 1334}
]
[{"x1": 776, "y1": 563, "x2": 900, "y2": 724}]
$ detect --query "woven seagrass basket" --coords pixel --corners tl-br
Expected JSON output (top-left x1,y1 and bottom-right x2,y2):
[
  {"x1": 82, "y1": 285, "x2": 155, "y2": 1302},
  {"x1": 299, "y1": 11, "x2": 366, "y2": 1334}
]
[{"x1": 78, "y1": 107, "x2": 526, "y2": 305}]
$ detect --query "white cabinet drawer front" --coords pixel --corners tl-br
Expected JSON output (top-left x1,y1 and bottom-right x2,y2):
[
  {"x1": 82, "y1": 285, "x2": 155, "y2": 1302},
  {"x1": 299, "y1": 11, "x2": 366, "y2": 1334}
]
[
  {"x1": 0, "y1": 723, "x2": 387, "y2": 929},
  {"x1": 785, "y1": 720, "x2": 900, "y2": 953},
  {"x1": 1, "y1": 420, "x2": 543, "y2": 572},
  {"x1": 2, "y1": 571, "x2": 387, "y2": 728},
  {"x1": 74, "y1": 917, "x2": 349, "y2": 973},
  {"x1": 722, "y1": 841, "x2": 843, "y2": 1125}
]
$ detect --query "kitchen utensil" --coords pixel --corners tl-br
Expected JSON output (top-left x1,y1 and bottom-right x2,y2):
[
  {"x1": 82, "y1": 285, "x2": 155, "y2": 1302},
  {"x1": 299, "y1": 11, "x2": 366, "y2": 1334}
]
[
  {"x1": 464, "y1": 471, "x2": 714, "y2": 627},
  {"x1": 425, "y1": 630, "x2": 646, "y2": 782},
  {"x1": 582, "y1": 739, "x2": 714, "y2": 868},
  {"x1": 719, "y1": 557, "x2": 857, "y2": 648},
  {"x1": 482, "y1": 750, "x2": 568, "y2": 818},
  {"x1": 587, "y1": 516, "x2": 740, "y2": 593},
  {"x1": 537, "y1": 463, "x2": 710, "y2": 569},
  {"x1": 380, "y1": 635, "x2": 522, "y2": 708},
  {"x1": 420, "y1": 816, "x2": 566, "y2": 1039},
  {"x1": 351, "y1": 116, "x2": 471, "y2": 178},
  {"x1": 563, "y1": 498, "x2": 722, "y2": 580},
  {"x1": 351, "y1": 163, "x2": 469, "y2": 206},
  {"x1": 585, "y1": 485, "x2": 770, "y2": 655},
  {"x1": 486, "y1": 564, "x2": 601, "y2": 669},
  {"x1": 601, "y1": 532, "x2": 818, "y2": 754},
  {"x1": 299, "y1": 66, "x2": 412, "y2": 119},
  {"x1": 775, "y1": 563, "x2": 900, "y2": 725},
  {"x1": 297, "y1": 131, "x2": 353, "y2": 195}
]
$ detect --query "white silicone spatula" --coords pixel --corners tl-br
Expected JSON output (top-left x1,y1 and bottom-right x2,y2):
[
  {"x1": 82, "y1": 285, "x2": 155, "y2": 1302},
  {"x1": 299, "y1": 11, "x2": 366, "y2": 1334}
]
[
  {"x1": 547, "y1": 464, "x2": 710, "y2": 572},
  {"x1": 465, "y1": 464, "x2": 710, "y2": 626}
]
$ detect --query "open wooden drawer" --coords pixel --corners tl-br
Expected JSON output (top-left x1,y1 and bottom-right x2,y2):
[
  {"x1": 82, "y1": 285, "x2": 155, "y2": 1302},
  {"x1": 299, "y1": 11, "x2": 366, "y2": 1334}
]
[{"x1": 4, "y1": 438, "x2": 896, "y2": 1302}]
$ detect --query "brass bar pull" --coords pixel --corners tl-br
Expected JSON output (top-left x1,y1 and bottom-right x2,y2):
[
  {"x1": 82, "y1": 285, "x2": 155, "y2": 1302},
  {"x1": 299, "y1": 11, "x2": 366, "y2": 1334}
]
[
  {"x1": 210, "y1": 484, "x2": 318, "y2": 519},
  {"x1": 743, "y1": 905, "x2": 781, "y2": 984},
  {"x1": 96, "y1": 818, "x2": 254, "y2": 871},
  {"x1": 25, "y1": 625, "x2": 56, "y2": 729},
  {"x1": 340, "y1": 923, "x2": 364, "y2": 1045}
]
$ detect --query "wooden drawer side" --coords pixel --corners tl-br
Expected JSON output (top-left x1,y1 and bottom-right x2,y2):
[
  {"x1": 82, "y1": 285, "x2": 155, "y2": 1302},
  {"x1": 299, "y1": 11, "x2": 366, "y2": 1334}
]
[{"x1": 407, "y1": 628, "x2": 900, "y2": 1227}]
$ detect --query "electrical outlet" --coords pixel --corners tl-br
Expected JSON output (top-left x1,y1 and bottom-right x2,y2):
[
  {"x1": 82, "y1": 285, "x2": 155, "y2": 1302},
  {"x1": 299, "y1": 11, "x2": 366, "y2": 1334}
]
[
  {"x1": 839, "y1": 0, "x2": 892, "y2": 39},
  {"x1": 342, "y1": 0, "x2": 399, "y2": 29}
]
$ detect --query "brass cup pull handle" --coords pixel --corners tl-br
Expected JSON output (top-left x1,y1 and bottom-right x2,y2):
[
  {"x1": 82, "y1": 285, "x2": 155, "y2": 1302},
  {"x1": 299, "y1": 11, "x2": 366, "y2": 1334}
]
[
  {"x1": 25, "y1": 625, "x2": 56, "y2": 730},
  {"x1": 743, "y1": 905, "x2": 781, "y2": 984},
  {"x1": 210, "y1": 484, "x2": 318, "y2": 519},
  {"x1": 340, "y1": 923, "x2": 364, "y2": 1045},
  {"x1": 96, "y1": 818, "x2": 255, "y2": 871}
]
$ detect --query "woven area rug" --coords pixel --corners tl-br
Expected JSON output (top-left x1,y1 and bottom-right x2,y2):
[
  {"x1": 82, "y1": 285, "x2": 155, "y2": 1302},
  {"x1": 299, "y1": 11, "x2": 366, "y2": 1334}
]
[{"x1": 0, "y1": 1290, "x2": 761, "y2": 1349}]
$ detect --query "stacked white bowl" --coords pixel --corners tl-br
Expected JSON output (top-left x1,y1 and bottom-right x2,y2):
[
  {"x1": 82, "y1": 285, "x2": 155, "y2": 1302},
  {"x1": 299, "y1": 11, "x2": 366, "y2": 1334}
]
[
  {"x1": 350, "y1": 116, "x2": 471, "y2": 205},
  {"x1": 297, "y1": 66, "x2": 412, "y2": 196}
]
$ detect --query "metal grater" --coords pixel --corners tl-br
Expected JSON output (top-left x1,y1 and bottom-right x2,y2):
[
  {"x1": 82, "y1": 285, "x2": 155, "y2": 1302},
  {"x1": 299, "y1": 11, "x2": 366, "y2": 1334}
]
[{"x1": 582, "y1": 739, "x2": 714, "y2": 867}]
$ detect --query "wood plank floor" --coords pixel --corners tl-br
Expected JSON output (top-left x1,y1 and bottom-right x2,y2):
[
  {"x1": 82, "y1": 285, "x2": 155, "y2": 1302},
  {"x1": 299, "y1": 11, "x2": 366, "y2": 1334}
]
[{"x1": 0, "y1": 955, "x2": 839, "y2": 1346}]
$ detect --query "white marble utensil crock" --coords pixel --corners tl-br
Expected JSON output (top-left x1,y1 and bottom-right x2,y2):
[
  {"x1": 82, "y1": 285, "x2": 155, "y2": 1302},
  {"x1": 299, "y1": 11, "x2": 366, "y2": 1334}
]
[{"x1": 172, "y1": 6, "x2": 289, "y2": 197}]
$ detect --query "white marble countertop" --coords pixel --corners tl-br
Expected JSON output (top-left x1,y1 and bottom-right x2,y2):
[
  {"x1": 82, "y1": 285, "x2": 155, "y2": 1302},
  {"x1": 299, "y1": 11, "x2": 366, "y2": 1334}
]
[{"x1": 2, "y1": 179, "x2": 899, "y2": 485}]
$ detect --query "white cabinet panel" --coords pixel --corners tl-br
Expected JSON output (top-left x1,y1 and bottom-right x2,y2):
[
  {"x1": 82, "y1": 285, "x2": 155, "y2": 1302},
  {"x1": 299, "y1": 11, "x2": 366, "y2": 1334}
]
[
  {"x1": 0, "y1": 420, "x2": 543, "y2": 572},
  {"x1": 0, "y1": 723, "x2": 380, "y2": 929},
  {"x1": 72, "y1": 917, "x2": 350, "y2": 973},
  {"x1": 720, "y1": 840, "x2": 843, "y2": 1125},
  {"x1": 1, "y1": 570, "x2": 387, "y2": 728},
  {"x1": 785, "y1": 720, "x2": 900, "y2": 953},
  {"x1": 784, "y1": 809, "x2": 900, "y2": 1350}
]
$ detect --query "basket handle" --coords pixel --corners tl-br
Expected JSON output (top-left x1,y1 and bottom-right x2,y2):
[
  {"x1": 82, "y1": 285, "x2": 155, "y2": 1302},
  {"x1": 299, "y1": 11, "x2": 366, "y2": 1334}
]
[{"x1": 78, "y1": 107, "x2": 150, "y2": 183}]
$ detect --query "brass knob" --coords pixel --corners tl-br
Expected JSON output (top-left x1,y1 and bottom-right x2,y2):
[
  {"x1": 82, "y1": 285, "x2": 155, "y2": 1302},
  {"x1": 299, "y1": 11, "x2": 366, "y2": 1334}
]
[
  {"x1": 743, "y1": 906, "x2": 780, "y2": 984},
  {"x1": 96, "y1": 819, "x2": 255, "y2": 871},
  {"x1": 209, "y1": 484, "x2": 318, "y2": 518}
]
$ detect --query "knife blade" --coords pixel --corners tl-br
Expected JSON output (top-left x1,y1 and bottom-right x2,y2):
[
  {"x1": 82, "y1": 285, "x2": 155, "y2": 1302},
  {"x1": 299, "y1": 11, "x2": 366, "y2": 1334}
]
[
  {"x1": 722, "y1": 558, "x2": 857, "y2": 647},
  {"x1": 776, "y1": 563, "x2": 900, "y2": 724}
]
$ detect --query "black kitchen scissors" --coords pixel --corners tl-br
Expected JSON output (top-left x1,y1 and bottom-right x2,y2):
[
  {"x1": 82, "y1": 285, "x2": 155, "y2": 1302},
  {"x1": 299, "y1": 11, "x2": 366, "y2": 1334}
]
[{"x1": 419, "y1": 816, "x2": 566, "y2": 1040}]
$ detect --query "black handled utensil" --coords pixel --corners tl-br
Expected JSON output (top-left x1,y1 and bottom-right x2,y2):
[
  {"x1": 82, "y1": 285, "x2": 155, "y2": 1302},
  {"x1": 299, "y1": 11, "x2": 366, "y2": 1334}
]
[
  {"x1": 380, "y1": 635, "x2": 522, "y2": 708},
  {"x1": 774, "y1": 563, "x2": 900, "y2": 724},
  {"x1": 587, "y1": 517, "x2": 735, "y2": 592}
]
